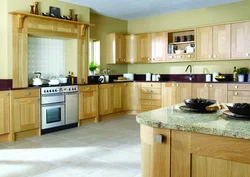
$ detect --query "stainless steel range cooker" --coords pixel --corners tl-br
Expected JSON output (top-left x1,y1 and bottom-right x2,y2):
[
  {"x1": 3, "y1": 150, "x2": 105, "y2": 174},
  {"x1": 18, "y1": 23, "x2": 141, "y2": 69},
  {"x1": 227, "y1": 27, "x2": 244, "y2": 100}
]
[{"x1": 40, "y1": 85, "x2": 78, "y2": 134}]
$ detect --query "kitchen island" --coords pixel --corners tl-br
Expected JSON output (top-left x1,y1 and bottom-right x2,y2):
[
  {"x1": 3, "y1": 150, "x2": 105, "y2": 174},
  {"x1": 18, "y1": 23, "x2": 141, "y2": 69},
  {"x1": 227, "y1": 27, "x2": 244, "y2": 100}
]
[{"x1": 136, "y1": 105, "x2": 250, "y2": 177}]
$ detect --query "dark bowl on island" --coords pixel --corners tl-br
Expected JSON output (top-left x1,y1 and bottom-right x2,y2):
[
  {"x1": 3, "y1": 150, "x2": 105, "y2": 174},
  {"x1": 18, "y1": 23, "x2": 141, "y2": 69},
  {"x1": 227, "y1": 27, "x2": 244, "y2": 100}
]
[
  {"x1": 184, "y1": 98, "x2": 216, "y2": 111},
  {"x1": 226, "y1": 103, "x2": 250, "y2": 116}
]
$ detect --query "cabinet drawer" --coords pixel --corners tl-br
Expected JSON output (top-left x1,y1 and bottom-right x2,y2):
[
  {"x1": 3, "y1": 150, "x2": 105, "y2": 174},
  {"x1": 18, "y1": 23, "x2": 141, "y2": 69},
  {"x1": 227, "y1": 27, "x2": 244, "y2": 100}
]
[
  {"x1": 80, "y1": 85, "x2": 98, "y2": 92},
  {"x1": 228, "y1": 84, "x2": 250, "y2": 91},
  {"x1": 12, "y1": 89, "x2": 40, "y2": 99},
  {"x1": 141, "y1": 94, "x2": 161, "y2": 100},
  {"x1": 141, "y1": 105, "x2": 161, "y2": 111},
  {"x1": 228, "y1": 91, "x2": 250, "y2": 103},
  {"x1": 141, "y1": 100, "x2": 161, "y2": 106},
  {"x1": 142, "y1": 83, "x2": 162, "y2": 88},
  {"x1": 141, "y1": 88, "x2": 161, "y2": 94}
]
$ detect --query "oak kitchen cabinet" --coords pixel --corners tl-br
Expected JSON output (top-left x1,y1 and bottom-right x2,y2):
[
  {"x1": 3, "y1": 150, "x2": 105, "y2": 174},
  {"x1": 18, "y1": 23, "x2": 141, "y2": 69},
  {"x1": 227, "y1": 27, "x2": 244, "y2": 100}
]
[
  {"x1": 197, "y1": 24, "x2": 231, "y2": 60},
  {"x1": 106, "y1": 33, "x2": 125, "y2": 64},
  {"x1": 228, "y1": 84, "x2": 250, "y2": 103},
  {"x1": 141, "y1": 82, "x2": 162, "y2": 111},
  {"x1": 123, "y1": 82, "x2": 141, "y2": 111},
  {"x1": 79, "y1": 85, "x2": 98, "y2": 121},
  {"x1": 151, "y1": 32, "x2": 168, "y2": 61},
  {"x1": 12, "y1": 89, "x2": 40, "y2": 133},
  {"x1": 137, "y1": 33, "x2": 152, "y2": 62},
  {"x1": 192, "y1": 83, "x2": 228, "y2": 103},
  {"x1": 162, "y1": 82, "x2": 191, "y2": 107},
  {"x1": 0, "y1": 91, "x2": 10, "y2": 135},
  {"x1": 231, "y1": 22, "x2": 250, "y2": 59},
  {"x1": 99, "y1": 83, "x2": 123, "y2": 116},
  {"x1": 125, "y1": 35, "x2": 138, "y2": 63}
]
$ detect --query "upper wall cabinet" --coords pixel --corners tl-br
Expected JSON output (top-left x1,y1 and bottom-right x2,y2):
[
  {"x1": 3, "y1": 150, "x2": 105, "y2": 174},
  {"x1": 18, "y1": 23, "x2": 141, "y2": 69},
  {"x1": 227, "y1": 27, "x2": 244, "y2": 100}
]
[
  {"x1": 137, "y1": 33, "x2": 152, "y2": 62},
  {"x1": 106, "y1": 33, "x2": 126, "y2": 64},
  {"x1": 125, "y1": 35, "x2": 138, "y2": 63},
  {"x1": 197, "y1": 25, "x2": 230, "y2": 60},
  {"x1": 152, "y1": 32, "x2": 168, "y2": 62},
  {"x1": 231, "y1": 22, "x2": 250, "y2": 59}
]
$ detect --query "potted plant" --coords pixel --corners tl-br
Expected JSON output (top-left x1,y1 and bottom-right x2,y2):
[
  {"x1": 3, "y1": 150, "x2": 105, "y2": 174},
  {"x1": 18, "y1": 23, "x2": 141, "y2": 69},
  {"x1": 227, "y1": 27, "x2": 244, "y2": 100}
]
[
  {"x1": 89, "y1": 61, "x2": 99, "y2": 75},
  {"x1": 237, "y1": 67, "x2": 249, "y2": 82}
]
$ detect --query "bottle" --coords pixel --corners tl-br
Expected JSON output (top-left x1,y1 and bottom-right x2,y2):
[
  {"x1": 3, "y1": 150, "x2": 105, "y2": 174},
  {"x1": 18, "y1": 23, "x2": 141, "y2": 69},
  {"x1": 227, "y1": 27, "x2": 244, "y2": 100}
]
[
  {"x1": 68, "y1": 71, "x2": 71, "y2": 84},
  {"x1": 71, "y1": 72, "x2": 74, "y2": 84},
  {"x1": 233, "y1": 66, "x2": 237, "y2": 82},
  {"x1": 35, "y1": 2, "x2": 39, "y2": 15}
]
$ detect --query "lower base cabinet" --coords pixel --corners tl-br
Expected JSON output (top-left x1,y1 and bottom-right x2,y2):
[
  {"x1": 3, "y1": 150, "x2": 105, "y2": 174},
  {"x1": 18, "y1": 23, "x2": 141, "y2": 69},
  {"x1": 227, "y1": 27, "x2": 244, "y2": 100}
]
[
  {"x1": 141, "y1": 125, "x2": 250, "y2": 177},
  {"x1": 79, "y1": 85, "x2": 98, "y2": 121},
  {"x1": 0, "y1": 91, "x2": 10, "y2": 135},
  {"x1": 12, "y1": 89, "x2": 40, "y2": 134}
]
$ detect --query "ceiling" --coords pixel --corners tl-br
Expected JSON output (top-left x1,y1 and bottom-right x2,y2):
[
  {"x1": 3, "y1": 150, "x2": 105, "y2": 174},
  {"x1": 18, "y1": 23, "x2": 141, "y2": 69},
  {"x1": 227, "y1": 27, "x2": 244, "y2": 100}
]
[{"x1": 60, "y1": 0, "x2": 242, "y2": 20}]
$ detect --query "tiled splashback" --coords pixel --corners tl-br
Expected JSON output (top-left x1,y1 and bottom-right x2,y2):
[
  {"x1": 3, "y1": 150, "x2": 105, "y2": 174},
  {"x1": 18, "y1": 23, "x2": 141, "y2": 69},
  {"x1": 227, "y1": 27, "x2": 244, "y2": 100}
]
[{"x1": 28, "y1": 37, "x2": 65, "y2": 81}]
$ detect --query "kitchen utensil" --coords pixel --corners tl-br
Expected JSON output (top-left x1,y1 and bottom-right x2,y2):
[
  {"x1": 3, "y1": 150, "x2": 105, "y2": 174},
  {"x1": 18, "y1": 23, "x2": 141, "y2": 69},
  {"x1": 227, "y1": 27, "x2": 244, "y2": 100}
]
[
  {"x1": 98, "y1": 76, "x2": 105, "y2": 83},
  {"x1": 59, "y1": 75, "x2": 68, "y2": 84},
  {"x1": 33, "y1": 77, "x2": 43, "y2": 86},
  {"x1": 179, "y1": 105, "x2": 216, "y2": 113},
  {"x1": 175, "y1": 50, "x2": 184, "y2": 54},
  {"x1": 123, "y1": 73, "x2": 134, "y2": 81},
  {"x1": 184, "y1": 99, "x2": 216, "y2": 111},
  {"x1": 146, "y1": 73, "x2": 151, "y2": 81},
  {"x1": 226, "y1": 103, "x2": 250, "y2": 116},
  {"x1": 49, "y1": 76, "x2": 60, "y2": 85},
  {"x1": 212, "y1": 72, "x2": 219, "y2": 82}
]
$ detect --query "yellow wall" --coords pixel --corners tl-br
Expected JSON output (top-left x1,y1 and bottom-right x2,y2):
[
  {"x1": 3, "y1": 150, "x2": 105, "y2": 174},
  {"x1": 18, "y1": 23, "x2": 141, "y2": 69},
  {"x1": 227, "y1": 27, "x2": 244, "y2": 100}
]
[
  {"x1": 127, "y1": 0, "x2": 250, "y2": 74},
  {"x1": 65, "y1": 39, "x2": 78, "y2": 76},
  {"x1": 1, "y1": 0, "x2": 90, "y2": 79},
  {"x1": 90, "y1": 13, "x2": 128, "y2": 74}
]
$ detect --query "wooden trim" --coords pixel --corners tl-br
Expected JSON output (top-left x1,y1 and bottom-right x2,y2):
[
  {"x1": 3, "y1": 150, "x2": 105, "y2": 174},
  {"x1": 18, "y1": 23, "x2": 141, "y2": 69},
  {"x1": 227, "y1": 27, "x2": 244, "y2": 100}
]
[
  {"x1": 79, "y1": 117, "x2": 96, "y2": 126},
  {"x1": 15, "y1": 128, "x2": 40, "y2": 141},
  {"x1": 27, "y1": 28, "x2": 77, "y2": 39},
  {"x1": 99, "y1": 111, "x2": 127, "y2": 121},
  {"x1": 191, "y1": 132, "x2": 250, "y2": 164},
  {"x1": 9, "y1": 12, "x2": 94, "y2": 27}
]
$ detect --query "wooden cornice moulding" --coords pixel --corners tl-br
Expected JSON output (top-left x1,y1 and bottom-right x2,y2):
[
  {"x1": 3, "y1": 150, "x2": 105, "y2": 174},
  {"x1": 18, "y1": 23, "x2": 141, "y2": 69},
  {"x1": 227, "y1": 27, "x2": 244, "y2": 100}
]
[{"x1": 9, "y1": 11, "x2": 95, "y2": 29}]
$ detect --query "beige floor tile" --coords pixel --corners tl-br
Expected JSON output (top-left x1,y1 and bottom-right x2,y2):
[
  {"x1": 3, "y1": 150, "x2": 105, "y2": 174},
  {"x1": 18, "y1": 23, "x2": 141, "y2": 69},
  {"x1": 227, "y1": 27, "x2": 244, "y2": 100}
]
[
  {"x1": 90, "y1": 139, "x2": 125, "y2": 149},
  {"x1": 85, "y1": 165, "x2": 138, "y2": 177}
]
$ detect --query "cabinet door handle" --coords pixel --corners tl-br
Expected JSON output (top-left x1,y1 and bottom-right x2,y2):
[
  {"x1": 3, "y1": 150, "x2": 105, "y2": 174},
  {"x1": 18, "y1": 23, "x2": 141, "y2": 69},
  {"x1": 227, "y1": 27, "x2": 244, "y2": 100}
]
[
  {"x1": 26, "y1": 92, "x2": 30, "y2": 96},
  {"x1": 246, "y1": 53, "x2": 249, "y2": 57},
  {"x1": 87, "y1": 87, "x2": 91, "y2": 90},
  {"x1": 155, "y1": 134, "x2": 165, "y2": 144},
  {"x1": 172, "y1": 84, "x2": 175, "y2": 87},
  {"x1": 149, "y1": 102, "x2": 152, "y2": 104},
  {"x1": 235, "y1": 86, "x2": 238, "y2": 89},
  {"x1": 210, "y1": 84, "x2": 213, "y2": 88},
  {"x1": 149, "y1": 96, "x2": 152, "y2": 99},
  {"x1": 176, "y1": 84, "x2": 179, "y2": 87},
  {"x1": 205, "y1": 84, "x2": 208, "y2": 87},
  {"x1": 208, "y1": 55, "x2": 212, "y2": 59},
  {"x1": 5, "y1": 92, "x2": 9, "y2": 96},
  {"x1": 150, "y1": 90, "x2": 153, "y2": 93},
  {"x1": 188, "y1": 55, "x2": 191, "y2": 58},
  {"x1": 151, "y1": 84, "x2": 153, "y2": 87},
  {"x1": 213, "y1": 55, "x2": 217, "y2": 58},
  {"x1": 148, "y1": 58, "x2": 151, "y2": 61},
  {"x1": 124, "y1": 59, "x2": 126, "y2": 62},
  {"x1": 124, "y1": 84, "x2": 127, "y2": 86},
  {"x1": 235, "y1": 92, "x2": 238, "y2": 96},
  {"x1": 152, "y1": 58, "x2": 155, "y2": 61},
  {"x1": 36, "y1": 98, "x2": 40, "y2": 102}
]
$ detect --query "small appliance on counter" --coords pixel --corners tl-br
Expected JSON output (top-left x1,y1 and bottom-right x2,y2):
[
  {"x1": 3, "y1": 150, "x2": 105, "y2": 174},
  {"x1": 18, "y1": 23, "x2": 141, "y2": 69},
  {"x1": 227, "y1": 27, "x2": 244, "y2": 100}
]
[
  {"x1": 98, "y1": 76, "x2": 105, "y2": 83},
  {"x1": 123, "y1": 73, "x2": 134, "y2": 81},
  {"x1": 32, "y1": 72, "x2": 43, "y2": 86},
  {"x1": 146, "y1": 73, "x2": 152, "y2": 81}
]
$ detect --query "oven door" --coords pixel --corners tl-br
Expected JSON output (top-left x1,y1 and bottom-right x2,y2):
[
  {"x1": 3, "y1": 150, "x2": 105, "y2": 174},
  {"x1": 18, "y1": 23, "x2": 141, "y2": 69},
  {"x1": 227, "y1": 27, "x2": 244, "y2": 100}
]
[{"x1": 41, "y1": 103, "x2": 65, "y2": 130}]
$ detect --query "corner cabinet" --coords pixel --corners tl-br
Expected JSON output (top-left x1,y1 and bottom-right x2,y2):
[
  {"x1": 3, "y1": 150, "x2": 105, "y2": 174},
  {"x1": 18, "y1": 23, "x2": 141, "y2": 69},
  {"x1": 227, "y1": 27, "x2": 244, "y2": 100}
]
[
  {"x1": 79, "y1": 85, "x2": 98, "y2": 122},
  {"x1": 106, "y1": 33, "x2": 126, "y2": 64},
  {"x1": 0, "y1": 91, "x2": 10, "y2": 135},
  {"x1": 12, "y1": 89, "x2": 40, "y2": 140}
]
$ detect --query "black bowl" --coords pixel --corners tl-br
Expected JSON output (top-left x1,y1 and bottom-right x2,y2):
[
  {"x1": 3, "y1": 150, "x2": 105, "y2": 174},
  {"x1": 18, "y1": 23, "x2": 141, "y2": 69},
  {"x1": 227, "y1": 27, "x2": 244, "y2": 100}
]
[
  {"x1": 184, "y1": 99, "x2": 216, "y2": 111},
  {"x1": 226, "y1": 103, "x2": 250, "y2": 116},
  {"x1": 215, "y1": 78, "x2": 226, "y2": 82}
]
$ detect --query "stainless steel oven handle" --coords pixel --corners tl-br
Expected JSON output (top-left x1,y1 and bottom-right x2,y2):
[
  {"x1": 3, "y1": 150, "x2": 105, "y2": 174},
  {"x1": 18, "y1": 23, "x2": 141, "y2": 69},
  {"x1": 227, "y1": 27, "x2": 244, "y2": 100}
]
[
  {"x1": 41, "y1": 103, "x2": 65, "y2": 108},
  {"x1": 41, "y1": 93, "x2": 64, "y2": 97}
]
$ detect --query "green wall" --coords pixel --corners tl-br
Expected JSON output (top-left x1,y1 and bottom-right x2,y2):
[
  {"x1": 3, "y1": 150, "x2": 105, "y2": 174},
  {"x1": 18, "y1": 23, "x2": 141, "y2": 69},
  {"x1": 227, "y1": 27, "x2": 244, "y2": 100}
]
[
  {"x1": 90, "y1": 13, "x2": 128, "y2": 74},
  {"x1": 127, "y1": 0, "x2": 250, "y2": 74}
]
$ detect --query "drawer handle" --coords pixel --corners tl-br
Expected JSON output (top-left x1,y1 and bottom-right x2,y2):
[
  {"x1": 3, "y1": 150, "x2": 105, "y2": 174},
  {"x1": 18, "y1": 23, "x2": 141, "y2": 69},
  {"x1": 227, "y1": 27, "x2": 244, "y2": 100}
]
[
  {"x1": 155, "y1": 134, "x2": 165, "y2": 144},
  {"x1": 235, "y1": 86, "x2": 238, "y2": 89},
  {"x1": 26, "y1": 92, "x2": 30, "y2": 96},
  {"x1": 246, "y1": 53, "x2": 249, "y2": 57},
  {"x1": 210, "y1": 85, "x2": 213, "y2": 88},
  {"x1": 235, "y1": 92, "x2": 238, "y2": 96},
  {"x1": 213, "y1": 55, "x2": 217, "y2": 58},
  {"x1": 88, "y1": 87, "x2": 91, "y2": 90},
  {"x1": 148, "y1": 58, "x2": 151, "y2": 61},
  {"x1": 150, "y1": 90, "x2": 153, "y2": 93},
  {"x1": 176, "y1": 84, "x2": 179, "y2": 87},
  {"x1": 149, "y1": 96, "x2": 152, "y2": 99},
  {"x1": 124, "y1": 84, "x2": 127, "y2": 86},
  {"x1": 172, "y1": 84, "x2": 175, "y2": 87},
  {"x1": 205, "y1": 84, "x2": 208, "y2": 87},
  {"x1": 149, "y1": 102, "x2": 152, "y2": 104},
  {"x1": 209, "y1": 55, "x2": 212, "y2": 58},
  {"x1": 5, "y1": 92, "x2": 9, "y2": 96}
]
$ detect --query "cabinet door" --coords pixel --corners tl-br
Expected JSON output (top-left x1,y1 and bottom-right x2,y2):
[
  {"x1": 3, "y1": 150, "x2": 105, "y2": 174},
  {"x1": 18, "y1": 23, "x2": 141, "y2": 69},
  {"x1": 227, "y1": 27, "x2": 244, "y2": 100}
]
[
  {"x1": 191, "y1": 83, "x2": 209, "y2": 99},
  {"x1": 141, "y1": 125, "x2": 170, "y2": 177},
  {"x1": 246, "y1": 22, "x2": 250, "y2": 56},
  {"x1": 137, "y1": 33, "x2": 152, "y2": 62},
  {"x1": 228, "y1": 91, "x2": 250, "y2": 103},
  {"x1": 231, "y1": 22, "x2": 248, "y2": 58},
  {"x1": 116, "y1": 34, "x2": 126, "y2": 63},
  {"x1": 125, "y1": 35, "x2": 137, "y2": 63},
  {"x1": 197, "y1": 27, "x2": 213, "y2": 59},
  {"x1": 213, "y1": 25, "x2": 231, "y2": 59},
  {"x1": 99, "y1": 85, "x2": 112, "y2": 115},
  {"x1": 106, "y1": 33, "x2": 116, "y2": 64},
  {"x1": 112, "y1": 84, "x2": 123, "y2": 113},
  {"x1": 123, "y1": 82, "x2": 141, "y2": 111},
  {"x1": 176, "y1": 83, "x2": 191, "y2": 104},
  {"x1": 79, "y1": 90, "x2": 98, "y2": 120},
  {"x1": 209, "y1": 84, "x2": 228, "y2": 103},
  {"x1": 13, "y1": 97, "x2": 40, "y2": 132},
  {"x1": 152, "y1": 32, "x2": 167, "y2": 61},
  {"x1": 162, "y1": 83, "x2": 176, "y2": 107},
  {"x1": 0, "y1": 92, "x2": 10, "y2": 135}
]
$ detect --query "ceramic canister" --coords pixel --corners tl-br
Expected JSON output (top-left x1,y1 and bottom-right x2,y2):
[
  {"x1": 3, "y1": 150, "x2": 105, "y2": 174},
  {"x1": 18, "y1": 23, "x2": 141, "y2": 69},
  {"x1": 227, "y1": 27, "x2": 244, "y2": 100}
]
[{"x1": 146, "y1": 73, "x2": 151, "y2": 81}]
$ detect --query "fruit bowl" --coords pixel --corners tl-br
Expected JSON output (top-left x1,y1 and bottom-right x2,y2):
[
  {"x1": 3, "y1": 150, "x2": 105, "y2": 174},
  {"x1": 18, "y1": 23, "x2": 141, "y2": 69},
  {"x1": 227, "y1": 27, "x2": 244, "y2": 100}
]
[
  {"x1": 184, "y1": 98, "x2": 216, "y2": 111},
  {"x1": 215, "y1": 75, "x2": 226, "y2": 81}
]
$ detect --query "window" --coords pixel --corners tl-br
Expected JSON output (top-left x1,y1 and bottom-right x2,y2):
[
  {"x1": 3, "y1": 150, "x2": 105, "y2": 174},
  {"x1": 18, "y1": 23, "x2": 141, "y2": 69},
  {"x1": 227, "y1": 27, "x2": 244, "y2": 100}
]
[{"x1": 89, "y1": 39, "x2": 100, "y2": 74}]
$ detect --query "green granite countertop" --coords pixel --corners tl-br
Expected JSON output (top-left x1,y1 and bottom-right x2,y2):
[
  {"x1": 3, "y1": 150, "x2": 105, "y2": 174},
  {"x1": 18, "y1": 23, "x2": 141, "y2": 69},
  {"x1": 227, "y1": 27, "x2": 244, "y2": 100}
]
[{"x1": 136, "y1": 105, "x2": 250, "y2": 140}]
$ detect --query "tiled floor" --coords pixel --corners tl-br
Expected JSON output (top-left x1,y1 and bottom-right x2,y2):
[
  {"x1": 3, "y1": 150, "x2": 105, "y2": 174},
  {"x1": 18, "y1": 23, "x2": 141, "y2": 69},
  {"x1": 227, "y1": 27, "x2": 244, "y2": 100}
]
[{"x1": 0, "y1": 115, "x2": 141, "y2": 177}]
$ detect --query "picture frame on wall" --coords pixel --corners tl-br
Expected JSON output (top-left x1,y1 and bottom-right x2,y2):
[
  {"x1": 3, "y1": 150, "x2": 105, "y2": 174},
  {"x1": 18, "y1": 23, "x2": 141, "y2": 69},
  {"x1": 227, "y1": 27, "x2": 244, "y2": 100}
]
[{"x1": 49, "y1": 6, "x2": 61, "y2": 18}]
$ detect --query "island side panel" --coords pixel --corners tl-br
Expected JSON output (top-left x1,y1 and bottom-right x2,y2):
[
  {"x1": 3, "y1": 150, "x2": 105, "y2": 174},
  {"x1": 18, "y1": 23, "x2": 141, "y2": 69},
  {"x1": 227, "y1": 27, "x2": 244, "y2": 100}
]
[{"x1": 140, "y1": 125, "x2": 171, "y2": 177}]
